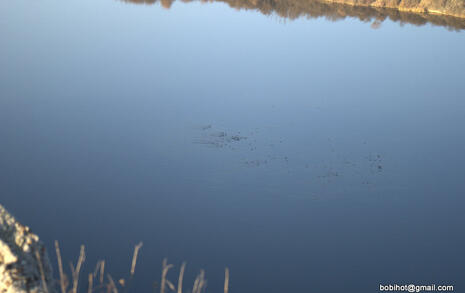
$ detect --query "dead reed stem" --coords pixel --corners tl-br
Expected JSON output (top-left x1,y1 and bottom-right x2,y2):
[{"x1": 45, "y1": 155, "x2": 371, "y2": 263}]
[
  {"x1": 130, "y1": 242, "x2": 143, "y2": 276},
  {"x1": 93, "y1": 260, "x2": 106, "y2": 286},
  {"x1": 177, "y1": 262, "x2": 186, "y2": 293},
  {"x1": 160, "y1": 258, "x2": 174, "y2": 293},
  {"x1": 124, "y1": 242, "x2": 143, "y2": 293},
  {"x1": 100, "y1": 261, "x2": 105, "y2": 285},
  {"x1": 224, "y1": 268, "x2": 229, "y2": 293},
  {"x1": 52, "y1": 242, "x2": 229, "y2": 293},
  {"x1": 107, "y1": 274, "x2": 119, "y2": 293},
  {"x1": 34, "y1": 250, "x2": 49, "y2": 293},
  {"x1": 55, "y1": 241, "x2": 67, "y2": 293},
  {"x1": 71, "y1": 245, "x2": 86, "y2": 293},
  {"x1": 88, "y1": 273, "x2": 93, "y2": 293},
  {"x1": 192, "y1": 270, "x2": 206, "y2": 293},
  {"x1": 166, "y1": 280, "x2": 175, "y2": 291}
]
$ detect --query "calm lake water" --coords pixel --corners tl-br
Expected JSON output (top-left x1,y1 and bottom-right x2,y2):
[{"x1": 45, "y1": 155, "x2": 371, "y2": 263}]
[{"x1": 1, "y1": 0, "x2": 465, "y2": 292}]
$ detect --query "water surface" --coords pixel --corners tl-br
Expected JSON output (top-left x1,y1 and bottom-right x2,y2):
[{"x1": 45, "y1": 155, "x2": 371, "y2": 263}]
[{"x1": 1, "y1": 0, "x2": 464, "y2": 292}]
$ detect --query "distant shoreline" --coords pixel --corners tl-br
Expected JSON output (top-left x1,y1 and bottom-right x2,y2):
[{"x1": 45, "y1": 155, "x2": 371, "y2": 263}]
[
  {"x1": 122, "y1": 0, "x2": 465, "y2": 29},
  {"x1": 320, "y1": 0, "x2": 465, "y2": 19}
]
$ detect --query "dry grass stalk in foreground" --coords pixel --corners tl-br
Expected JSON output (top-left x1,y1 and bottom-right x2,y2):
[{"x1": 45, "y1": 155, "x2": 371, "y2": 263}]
[
  {"x1": 70, "y1": 245, "x2": 86, "y2": 293},
  {"x1": 222, "y1": 266, "x2": 231, "y2": 292},
  {"x1": 160, "y1": 258, "x2": 174, "y2": 293},
  {"x1": 54, "y1": 241, "x2": 230, "y2": 293},
  {"x1": 55, "y1": 240, "x2": 68, "y2": 293},
  {"x1": 88, "y1": 273, "x2": 93, "y2": 293},
  {"x1": 191, "y1": 270, "x2": 206, "y2": 293},
  {"x1": 177, "y1": 262, "x2": 186, "y2": 293},
  {"x1": 34, "y1": 250, "x2": 50, "y2": 293}
]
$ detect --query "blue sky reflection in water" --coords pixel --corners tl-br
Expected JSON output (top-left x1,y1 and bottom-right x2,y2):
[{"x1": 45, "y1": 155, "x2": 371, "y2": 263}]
[{"x1": 1, "y1": 0, "x2": 465, "y2": 292}]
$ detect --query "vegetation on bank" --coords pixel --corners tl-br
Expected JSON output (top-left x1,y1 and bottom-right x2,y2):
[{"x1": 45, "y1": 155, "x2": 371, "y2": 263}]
[{"x1": 122, "y1": 0, "x2": 465, "y2": 30}]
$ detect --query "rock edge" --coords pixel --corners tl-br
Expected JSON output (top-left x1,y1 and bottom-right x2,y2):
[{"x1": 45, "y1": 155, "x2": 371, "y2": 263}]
[{"x1": 0, "y1": 205, "x2": 55, "y2": 293}]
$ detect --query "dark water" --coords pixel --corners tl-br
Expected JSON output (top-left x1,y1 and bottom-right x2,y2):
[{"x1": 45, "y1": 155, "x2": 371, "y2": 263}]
[{"x1": 1, "y1": 0, "x2": 465, "y2": 292}]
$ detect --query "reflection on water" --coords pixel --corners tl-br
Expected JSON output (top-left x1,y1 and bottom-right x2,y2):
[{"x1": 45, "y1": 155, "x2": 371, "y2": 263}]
[{"x1": 122, "y1": 0, "x2": 465, "y2": 30}]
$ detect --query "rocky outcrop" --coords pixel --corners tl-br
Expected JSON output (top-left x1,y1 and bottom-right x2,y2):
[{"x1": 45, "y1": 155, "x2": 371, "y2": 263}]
[{"x1": 0, "y1": 205, "x2": 55, "y2": 293}]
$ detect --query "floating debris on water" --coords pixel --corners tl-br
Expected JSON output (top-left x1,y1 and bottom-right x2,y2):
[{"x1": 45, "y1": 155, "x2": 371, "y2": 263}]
[
  {"x1": 318, "y1": 170, "x2": 339, "y2": 178},
  {"x1": 193, "y1": 125, "x2": 249, "y2": 149},
  {"x1": 367, "y1": 153, "x2": 383, "y2": 173},
  {"x1": 193, "y1": 126, "x2": 386, "y2": 189},
  {"x1": 231, "y1": 135, "x2": 246, "y2": 141},
  {"x1": 243, "y1": 159, "x2": 268, "y2": 167}
]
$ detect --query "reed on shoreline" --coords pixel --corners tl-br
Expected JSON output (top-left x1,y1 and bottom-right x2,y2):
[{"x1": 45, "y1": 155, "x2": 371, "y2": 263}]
[{"x1": 46, "y1": 241, "x2": 229, "y2": 293}]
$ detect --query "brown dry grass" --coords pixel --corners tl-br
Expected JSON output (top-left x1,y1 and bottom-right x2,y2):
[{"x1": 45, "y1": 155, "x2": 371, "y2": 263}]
[{"x1": 50, "y1": 241, "x2": 230, "y2": 293}]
